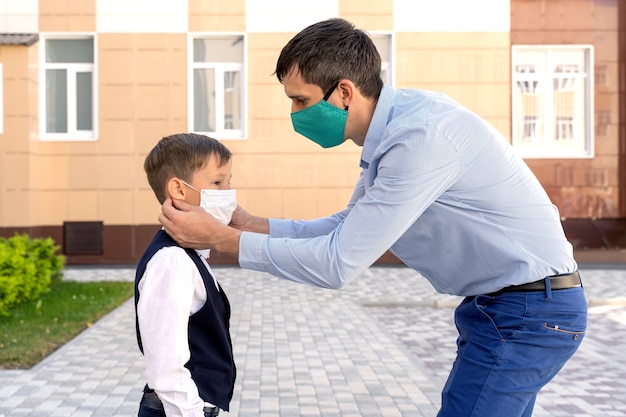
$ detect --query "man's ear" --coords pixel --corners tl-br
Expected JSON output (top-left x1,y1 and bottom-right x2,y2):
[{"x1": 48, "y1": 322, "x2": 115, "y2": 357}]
[
  {"x1": 337, "y1": 79, "x2": 355, "y2": 107},
  {"x1": 167, "y1": 178, "x2": 186, "y2": 201}
]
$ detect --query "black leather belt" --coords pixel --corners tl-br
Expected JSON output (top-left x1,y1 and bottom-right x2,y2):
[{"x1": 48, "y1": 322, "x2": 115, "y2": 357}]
[
  {"x1": 489, "y1": 271, "x2": 581, "y2": 296},
  {"x1": 142, "y1": 390, "x2": 219, "y2": 416},
  {"x1": 141, "y1": 391, "x2": 164, "y2": 412}
]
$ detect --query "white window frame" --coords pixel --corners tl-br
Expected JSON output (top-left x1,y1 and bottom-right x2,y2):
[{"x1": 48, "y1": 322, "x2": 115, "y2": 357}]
[
  {"x1": 370, "y1": 32, "x2": 394, "y2": 86},
  {"x1": 39, "y1": 34, "x2": 97, "y2": 142},
  {"x1": 188, "y1": 33, "x2": 247, "y2": 140},
  {"x1": 511, "y1": 45, "x2": 594, "y2": 158}
]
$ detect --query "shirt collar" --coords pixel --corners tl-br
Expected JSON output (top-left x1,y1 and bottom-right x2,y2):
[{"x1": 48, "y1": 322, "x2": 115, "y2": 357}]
[
  {"x1": 196, "y1": 248, "x2": 210, "y2": 259},
  {"x1": 360, "y1": 84, "x2": 395, "y2": 168},
  {"x1": 160, "y1": 226, "x2": 211, "y2": 259}
]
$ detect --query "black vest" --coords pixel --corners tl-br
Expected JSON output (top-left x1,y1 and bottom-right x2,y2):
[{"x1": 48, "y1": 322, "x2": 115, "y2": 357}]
[{"x1": 134, "y1": 230, "x2": 236, "y2": 411}]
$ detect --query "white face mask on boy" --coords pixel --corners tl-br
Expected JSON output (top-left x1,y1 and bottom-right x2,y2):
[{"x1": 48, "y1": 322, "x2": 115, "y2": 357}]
[
  {"x1": 199, "y1": 189, "x2": 237, "y2": 225},
  {"x1": 181, "y1": 180, "x2": 237, "y2": 225}
]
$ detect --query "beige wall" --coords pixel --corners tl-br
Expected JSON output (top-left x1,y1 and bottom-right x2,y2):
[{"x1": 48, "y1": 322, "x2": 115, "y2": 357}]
[
  {"x1": 396, "y1": 32, "x2": 511, "y2": 138},
  {"x1": 188, "y1": 0, "x2": 246, "y2": 32},
  {"x1": 1, "y1": 0, "x2": 622, "y2": 263},
  {"x1": 39, "y1": 0, "x2": 96, "y2": 31},
  {"x1": 0, "y1": 1, "x2": 507, "y2": 230},
  {"x1": 0, "y1": 43, "x2": 38, "y2": 227}
]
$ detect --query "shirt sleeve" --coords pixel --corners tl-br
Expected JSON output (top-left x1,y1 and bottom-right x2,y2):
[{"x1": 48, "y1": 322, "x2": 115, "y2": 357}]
[
  {"x1": 267, "y1": 172, "x2": 363, "y2": 239},
  {"x1": 137, "y1": 246, "x2": 206, "y2": 417},
  {"x1": 239, "y1": 131, "x2": 460, "y2": 289}
]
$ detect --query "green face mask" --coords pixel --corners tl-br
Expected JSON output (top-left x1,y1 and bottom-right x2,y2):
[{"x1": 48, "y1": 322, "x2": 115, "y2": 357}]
[{"x1": 290, "y1": 82, "x2": 348, "y2": 148}]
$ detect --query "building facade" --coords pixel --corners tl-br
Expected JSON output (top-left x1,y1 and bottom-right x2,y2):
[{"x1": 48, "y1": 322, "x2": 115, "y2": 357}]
[{"x1": 0, "y1": 0, "x2": 623, "y2": 265}]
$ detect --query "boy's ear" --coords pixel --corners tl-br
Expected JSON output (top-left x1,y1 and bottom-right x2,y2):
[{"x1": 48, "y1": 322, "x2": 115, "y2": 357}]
[{"x1": 167, "y1": 178, "x2": 187, "y2": 201}]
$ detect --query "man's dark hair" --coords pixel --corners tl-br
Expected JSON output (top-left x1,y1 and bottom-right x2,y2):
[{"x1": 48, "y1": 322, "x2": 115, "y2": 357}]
[
  {"x1": 275, "y1": 18, "x2": 383, "y2": 99},
  {"x1": 144, "y1": 133, "x2": 232, "y2": 204}
]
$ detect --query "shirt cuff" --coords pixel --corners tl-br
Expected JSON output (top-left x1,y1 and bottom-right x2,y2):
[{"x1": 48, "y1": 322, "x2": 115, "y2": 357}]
[
  {"x1": 268, "y1": 218, "x2": 293, "y2": 238},
  {"x1": 239, "y1": 231, "x2": 269, "y2": 271}
]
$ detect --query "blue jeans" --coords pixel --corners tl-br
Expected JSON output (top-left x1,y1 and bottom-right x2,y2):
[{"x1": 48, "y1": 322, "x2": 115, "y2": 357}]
[{"x1": 438, "y1": 284, "x2": 587, "y2": 417}]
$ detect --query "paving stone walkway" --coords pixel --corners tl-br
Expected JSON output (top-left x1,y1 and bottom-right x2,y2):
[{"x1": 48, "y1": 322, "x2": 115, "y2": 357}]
[{"x1": 1, "y1": 266, "x2": 624, "y2": 416}]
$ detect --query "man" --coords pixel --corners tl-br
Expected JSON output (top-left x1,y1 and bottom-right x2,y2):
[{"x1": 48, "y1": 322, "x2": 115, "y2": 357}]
[{"x1": 160, "y1": 18, "x2": 587, "y2": 417}]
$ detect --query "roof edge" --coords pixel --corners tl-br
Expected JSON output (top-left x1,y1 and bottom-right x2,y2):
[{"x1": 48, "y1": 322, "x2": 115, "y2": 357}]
[{"x1": 0, "y1": 33, "x2": 39, "y2": 46}]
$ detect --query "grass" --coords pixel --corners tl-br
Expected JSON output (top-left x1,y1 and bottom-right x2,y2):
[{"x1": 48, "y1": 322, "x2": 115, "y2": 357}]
[{"x1": 0, "y1": 280, "x2": 134, "y2": 369}]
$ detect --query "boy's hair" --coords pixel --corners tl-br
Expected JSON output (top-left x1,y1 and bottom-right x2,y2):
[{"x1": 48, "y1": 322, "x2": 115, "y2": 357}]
[
  {"x1": 274, "y1": 18, "x2": 383, "y2": 100},
  {"x1": 144, "y1": 133, "x2": 232, "y2": 204}
]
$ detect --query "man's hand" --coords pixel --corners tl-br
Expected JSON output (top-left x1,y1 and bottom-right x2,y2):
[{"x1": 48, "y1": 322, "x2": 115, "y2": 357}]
[
  {"x1": 159, "y1": 198, "x2": 242, "y2": 255},
  {"x1": 229, "y1": 205, "x2": 270, "y2": 234}
]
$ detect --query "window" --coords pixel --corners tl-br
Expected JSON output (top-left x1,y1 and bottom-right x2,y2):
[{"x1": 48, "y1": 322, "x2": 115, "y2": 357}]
[
  {"x1": 190, "y1": 35, "x2": 246, "y2": 139},
  {"x1": 371, "y1": 33, "x2": 393, "y2": 85},
  {"x1": 40, "y1": 36, "x2": 96, "y2": 141},
  {"x1": 511, "y1": 45, "x2": 593, "y2": 158}
]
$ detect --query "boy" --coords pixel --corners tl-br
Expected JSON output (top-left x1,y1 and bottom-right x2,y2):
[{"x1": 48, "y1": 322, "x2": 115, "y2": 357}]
[{"x1": 135, "y1": 133, "x2": 237, "y2": 417}]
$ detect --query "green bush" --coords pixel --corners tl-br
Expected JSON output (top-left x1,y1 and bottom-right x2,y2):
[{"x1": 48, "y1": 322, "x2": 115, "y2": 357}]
[{"x1": 0, "y1": 234, "x2": 65, "y2": 316}]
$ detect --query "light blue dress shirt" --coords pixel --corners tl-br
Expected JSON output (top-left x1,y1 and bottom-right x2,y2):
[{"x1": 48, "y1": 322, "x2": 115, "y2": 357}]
[{"x1": 239, "y1": 85, "x2": 577, "y2": 296}]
